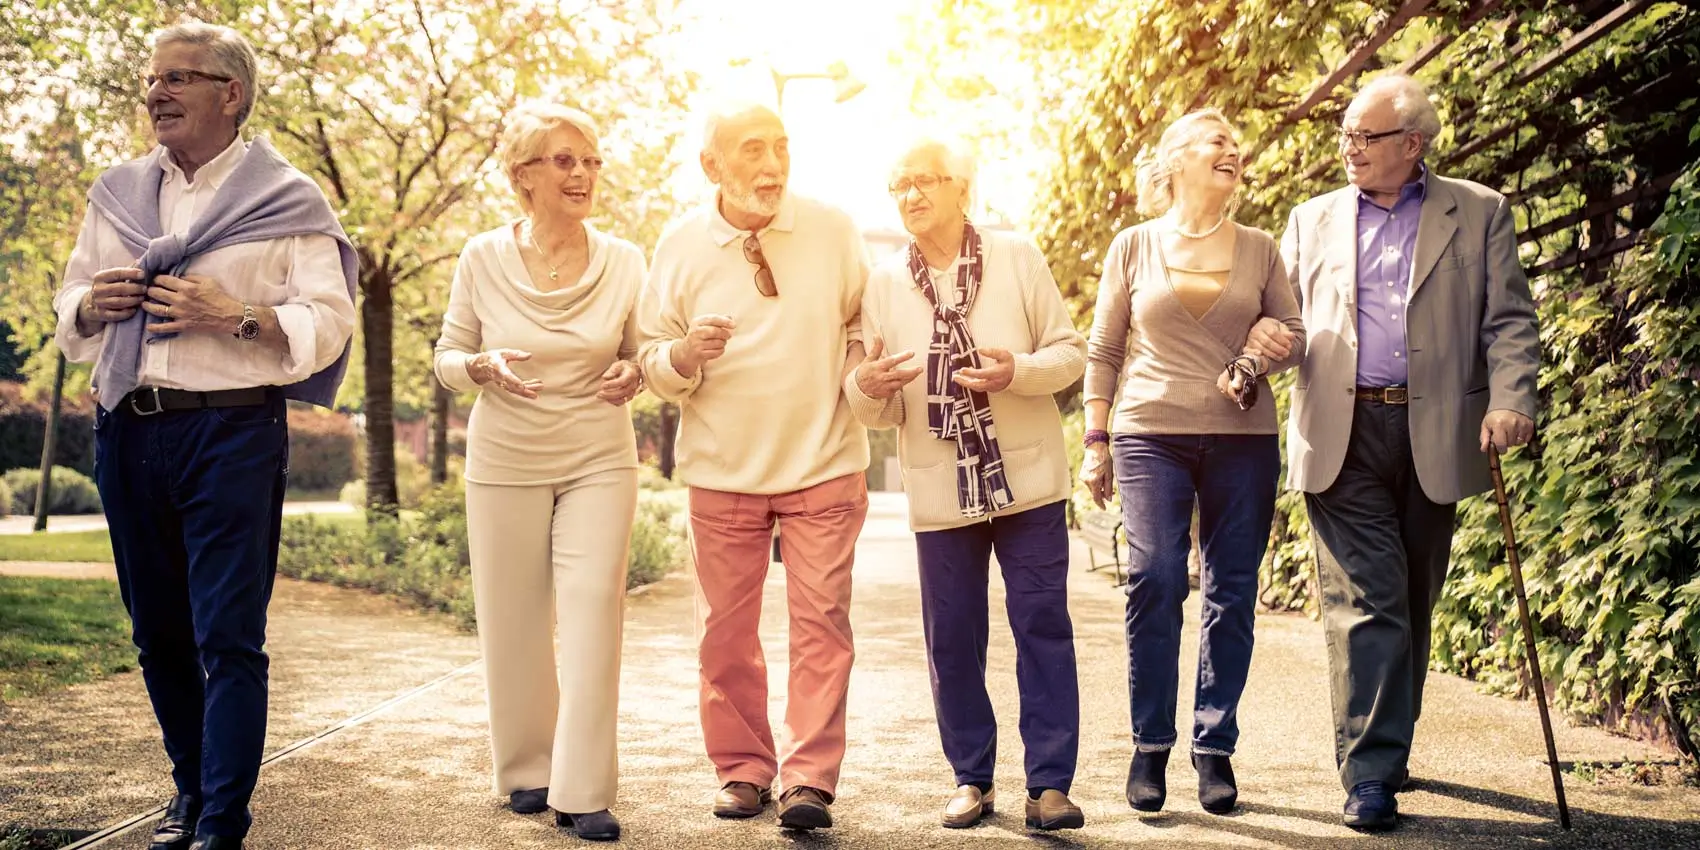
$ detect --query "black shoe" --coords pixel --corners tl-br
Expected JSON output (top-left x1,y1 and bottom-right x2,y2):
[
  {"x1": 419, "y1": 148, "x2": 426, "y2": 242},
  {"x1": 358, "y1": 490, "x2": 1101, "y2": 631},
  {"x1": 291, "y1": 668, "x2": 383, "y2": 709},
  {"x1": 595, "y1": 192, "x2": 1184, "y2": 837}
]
[
  {"x1": 1343, "y1": 781, "x2": 1398, "y2": 831},
  {"x1": 1126, "y1": 749, "x2": 1169, "y2": 812},
  {"x1": 186, "y1": 837, "x2": 242, "y2": 850},
  {"x1": 148, "y1": 794, "x2": 200, "y2": 850},
  {"x1": 1394, "y1": 767, "x2": 1416, "y2": 792},
  {"x1": 1193, "y1": 753, "x2": 1238, "y2": 814},
  {"x1": 510, "y1": 787, "x2": 549, "y2": 814},
  {"x1": 556, "y1": 809, "x2": 621, "y2": 841}
]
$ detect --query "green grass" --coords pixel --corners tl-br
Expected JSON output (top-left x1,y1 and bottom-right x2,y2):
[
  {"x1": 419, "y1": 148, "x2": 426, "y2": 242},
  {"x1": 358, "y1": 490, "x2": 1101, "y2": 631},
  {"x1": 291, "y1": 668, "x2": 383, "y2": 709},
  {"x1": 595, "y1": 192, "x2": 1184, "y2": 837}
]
[
  {"x1": 0, "y1": 530, "x2": 114, "y2": 563},
  {"x1": 0, "y1": 575, "x2": 135, "y2": 700}
]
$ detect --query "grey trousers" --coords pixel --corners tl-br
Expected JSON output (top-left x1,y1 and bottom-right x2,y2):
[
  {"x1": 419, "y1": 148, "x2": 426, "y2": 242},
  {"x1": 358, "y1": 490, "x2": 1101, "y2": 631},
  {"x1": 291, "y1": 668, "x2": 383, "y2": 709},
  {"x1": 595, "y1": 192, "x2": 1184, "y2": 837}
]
[{"x1": 1305, "y1": 401, "x2": 1457, "y2": 791}]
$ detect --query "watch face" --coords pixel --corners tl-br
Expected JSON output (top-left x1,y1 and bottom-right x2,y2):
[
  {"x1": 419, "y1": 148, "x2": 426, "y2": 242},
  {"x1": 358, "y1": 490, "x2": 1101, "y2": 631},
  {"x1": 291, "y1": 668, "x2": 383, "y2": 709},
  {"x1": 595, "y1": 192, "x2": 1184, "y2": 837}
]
[{"x1": 239, "y1": 319, "x2": 261, "y2": 341}]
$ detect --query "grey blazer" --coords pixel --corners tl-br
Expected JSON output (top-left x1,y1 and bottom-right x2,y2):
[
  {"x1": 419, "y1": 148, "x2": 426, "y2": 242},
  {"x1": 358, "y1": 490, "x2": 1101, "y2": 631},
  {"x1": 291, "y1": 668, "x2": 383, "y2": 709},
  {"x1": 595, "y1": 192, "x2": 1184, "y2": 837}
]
[{"x1": 1280, "y1": 172, "x2": 1540, "y2": 504}]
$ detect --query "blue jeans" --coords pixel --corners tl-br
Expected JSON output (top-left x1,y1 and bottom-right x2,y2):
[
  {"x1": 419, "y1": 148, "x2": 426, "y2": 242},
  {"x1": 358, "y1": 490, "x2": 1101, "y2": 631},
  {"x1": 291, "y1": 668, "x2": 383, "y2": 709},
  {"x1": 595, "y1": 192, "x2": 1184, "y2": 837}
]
[
  {"x1": 914, "y1": 500, "x2": 1079, "y2": 793},
  {"x1": 93, "y1": 393, "x2": 288, "y2": 840},
  {"x1": 1112, "y1": 434, "x2": 1279, "y2": 756}
]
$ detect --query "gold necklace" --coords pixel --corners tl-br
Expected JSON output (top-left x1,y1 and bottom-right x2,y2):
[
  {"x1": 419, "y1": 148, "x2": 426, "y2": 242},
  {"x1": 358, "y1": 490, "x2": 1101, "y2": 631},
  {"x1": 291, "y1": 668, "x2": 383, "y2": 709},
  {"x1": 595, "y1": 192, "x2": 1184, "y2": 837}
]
[{"x1": 527, "y1": 221, "x2": 571, "y2": 281}]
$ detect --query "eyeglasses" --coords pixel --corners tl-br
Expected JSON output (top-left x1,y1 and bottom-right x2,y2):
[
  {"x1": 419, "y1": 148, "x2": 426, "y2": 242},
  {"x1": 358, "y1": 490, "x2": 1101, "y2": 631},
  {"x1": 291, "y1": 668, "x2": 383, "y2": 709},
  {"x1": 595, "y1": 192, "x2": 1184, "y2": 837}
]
[
  {"x1": 141, "y1": 69, "x2": 234, "y2": 96},
  {"x1": 887, "y1": 173, "x2": 952, "y2": 198},
  {"x1": 1337, "y1": 127, "x2": 1408, "y2": 153},
  {"x1": 743, "y1": 234, "x2": 778, "y2": 298},
  {"x1": 522, "y1": 152, "x2": 606, "y2": 173}
]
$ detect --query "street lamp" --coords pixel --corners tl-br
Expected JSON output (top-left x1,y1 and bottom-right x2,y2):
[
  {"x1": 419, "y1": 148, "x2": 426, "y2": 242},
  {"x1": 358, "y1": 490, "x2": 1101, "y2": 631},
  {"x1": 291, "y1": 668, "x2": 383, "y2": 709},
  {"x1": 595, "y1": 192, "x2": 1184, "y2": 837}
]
[{"x1": 771, "y1": 60, "x2": 865, "y2": 112}]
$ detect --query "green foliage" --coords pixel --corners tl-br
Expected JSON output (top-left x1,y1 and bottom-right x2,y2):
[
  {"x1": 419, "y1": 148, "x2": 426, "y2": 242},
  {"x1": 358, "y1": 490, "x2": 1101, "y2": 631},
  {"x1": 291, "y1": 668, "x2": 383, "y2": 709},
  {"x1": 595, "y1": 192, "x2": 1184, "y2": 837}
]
[
  {"x1": 0, "y1": 530, "x2": 115, "y2": 563},
  {"x1": 1029, "y1": 1, "x2": 1700, "y2": 750},
  {"x1": 0, "y1": 476, "x2": 10, "y2": 519},
  {"x1": 0, "y1": 575, "x2": 134, "y2": 700},
  {"x1": 4, "y1": 466, "x2": 102, "y2": 516},
  {"x1": 0, "y1": 383, "x2": 95, "y2": 477},
  {"x1": 282, "y1": 481, "x2": 687, "y2": 629},
  {"x1": 286, "y1": 406, "x2": 358, "y2": 491}
]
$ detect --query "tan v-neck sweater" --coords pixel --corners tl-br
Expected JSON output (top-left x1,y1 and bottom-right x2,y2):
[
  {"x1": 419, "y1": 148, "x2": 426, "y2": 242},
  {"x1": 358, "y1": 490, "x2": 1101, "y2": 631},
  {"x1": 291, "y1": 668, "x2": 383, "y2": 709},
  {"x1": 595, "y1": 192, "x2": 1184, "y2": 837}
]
[
  {"x1": 434, "y1": 220, "x2": 646, "y2": 485},
  {"x1": 1085, "y1": 222, "x2": 1305, "y2": 435}
]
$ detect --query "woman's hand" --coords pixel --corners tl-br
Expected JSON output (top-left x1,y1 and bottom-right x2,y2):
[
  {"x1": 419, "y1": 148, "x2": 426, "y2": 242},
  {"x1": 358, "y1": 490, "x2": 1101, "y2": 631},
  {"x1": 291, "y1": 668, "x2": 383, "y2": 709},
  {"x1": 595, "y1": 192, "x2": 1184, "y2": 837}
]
[
  {"x1": 1244, "y1": 317, "x2": 1295, "y2": 362},
  {"x1": 1078, "y1": 442, "x2": 1114, "y2": 508},
  {"x1": 468, "y1": 349, "x2": 543, "y2": 399},
  {"x1": 597, "y1": 360, "x2": 642, "y2": 406}
]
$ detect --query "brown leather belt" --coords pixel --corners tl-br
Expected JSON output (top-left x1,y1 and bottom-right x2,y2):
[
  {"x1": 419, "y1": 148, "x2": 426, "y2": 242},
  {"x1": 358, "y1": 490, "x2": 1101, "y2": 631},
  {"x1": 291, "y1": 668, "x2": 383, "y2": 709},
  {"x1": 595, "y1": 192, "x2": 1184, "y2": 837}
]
[
  {"x1": 123, "y1": 386, "x2": 273, "y2": 416},
  {"x1": 1355, "y1": 385, "x2": 1409, "y2": 405}
]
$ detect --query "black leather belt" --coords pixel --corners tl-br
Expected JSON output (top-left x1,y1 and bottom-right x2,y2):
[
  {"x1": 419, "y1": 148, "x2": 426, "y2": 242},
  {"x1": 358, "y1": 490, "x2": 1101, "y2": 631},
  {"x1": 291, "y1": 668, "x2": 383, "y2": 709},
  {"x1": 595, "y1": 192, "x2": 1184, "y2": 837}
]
[
  {"x1": 124, "y1": 386, "x2": 273, "y2": 416},
  {"x1": 1356, "y1": 385, "x2": 1409, "y2": 405}
]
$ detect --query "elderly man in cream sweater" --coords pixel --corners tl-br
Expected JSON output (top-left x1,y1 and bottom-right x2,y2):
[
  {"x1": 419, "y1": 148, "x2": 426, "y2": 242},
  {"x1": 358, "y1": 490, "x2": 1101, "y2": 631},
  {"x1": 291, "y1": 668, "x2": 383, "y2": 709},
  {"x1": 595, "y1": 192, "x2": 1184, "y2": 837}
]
[
  {"x1": 846, "y1": 137, "x2": 1087, "y2": 832},
  {"x1": 636, "y1": 101, "x2": 871, "y2": 832}
]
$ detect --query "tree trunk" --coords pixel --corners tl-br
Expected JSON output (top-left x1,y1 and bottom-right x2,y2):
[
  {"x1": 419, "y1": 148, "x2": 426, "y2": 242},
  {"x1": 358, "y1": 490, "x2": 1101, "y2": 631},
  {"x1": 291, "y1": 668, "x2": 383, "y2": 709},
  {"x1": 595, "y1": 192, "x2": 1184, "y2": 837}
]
[
  {"x1": 363, "y1": 269, "x2": 399, "y2": 514},
  {"x1": 658, "y1": 401, "x2": 678, "y2": 479},
  {"x1": 430, "y1": 375, "x2": 449, "y2": 486},
  {"x1": 33, "y1": 350, "x2": 66, "y2": 532}
]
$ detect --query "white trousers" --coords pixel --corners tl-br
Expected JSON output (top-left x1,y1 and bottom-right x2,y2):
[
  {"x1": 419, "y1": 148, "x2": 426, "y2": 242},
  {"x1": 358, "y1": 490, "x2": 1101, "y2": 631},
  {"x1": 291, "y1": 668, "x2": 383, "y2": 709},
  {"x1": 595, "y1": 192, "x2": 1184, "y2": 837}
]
[{"x1": 465, "y1": 467, "x2": 637, "y2": 813}]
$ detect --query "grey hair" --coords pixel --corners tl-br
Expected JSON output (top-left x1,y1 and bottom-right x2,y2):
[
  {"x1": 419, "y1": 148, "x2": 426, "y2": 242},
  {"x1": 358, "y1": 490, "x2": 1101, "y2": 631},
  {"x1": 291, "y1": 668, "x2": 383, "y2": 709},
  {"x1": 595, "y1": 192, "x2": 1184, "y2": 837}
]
[
  {"x1": 893, "y1": 135, "x2": 977, "y2": 210},
  {"x1": 699, "y1": 98, "x2": 781, "y2": 161},
  {"x1": 498, "y1": 100, "x2": 602, "y2": 214},
  {"x1": 1357, "y1": 73, "x2": 1443, "y2": 155},
  {"x1": 1134, "y1": 108, "x2": 1237, "y2": 218},
  {"x1": 152, "y1": 23, "x2": 258, "y2": 128}
]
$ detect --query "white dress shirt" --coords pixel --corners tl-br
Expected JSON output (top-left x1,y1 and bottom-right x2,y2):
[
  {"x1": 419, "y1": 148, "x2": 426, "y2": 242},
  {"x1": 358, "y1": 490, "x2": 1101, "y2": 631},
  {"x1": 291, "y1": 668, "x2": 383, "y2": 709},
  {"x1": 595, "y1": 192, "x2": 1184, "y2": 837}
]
[{"x1": 53, "y1": 137, "x2": 356, "y2": 393}]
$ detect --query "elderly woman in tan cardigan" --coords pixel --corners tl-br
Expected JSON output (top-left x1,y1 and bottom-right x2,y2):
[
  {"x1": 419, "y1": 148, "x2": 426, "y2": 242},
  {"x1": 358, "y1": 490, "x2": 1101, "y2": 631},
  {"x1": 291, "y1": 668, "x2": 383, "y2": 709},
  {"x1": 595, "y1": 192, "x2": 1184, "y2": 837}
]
[
  {"x1": 1079, "y1": 108, "x2": 1305, "y2": 818},
  {"x1": 433, "y1": 101, "x2": 643, "y2": 842},
  {"x1": 846, "y1": 137, "x2": 1086, "y2": 832}
]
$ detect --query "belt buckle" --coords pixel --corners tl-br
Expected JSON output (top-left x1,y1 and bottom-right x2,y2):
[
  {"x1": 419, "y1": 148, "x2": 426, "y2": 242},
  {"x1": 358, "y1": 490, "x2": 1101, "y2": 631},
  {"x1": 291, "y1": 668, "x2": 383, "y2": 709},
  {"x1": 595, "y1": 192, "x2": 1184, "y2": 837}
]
[
  {"x1": 1384, "y1": 386, "x2": 1409, "y2": 405},
  {"x1": 130, "y1": 386, "x2": 164, "y2": 416}
]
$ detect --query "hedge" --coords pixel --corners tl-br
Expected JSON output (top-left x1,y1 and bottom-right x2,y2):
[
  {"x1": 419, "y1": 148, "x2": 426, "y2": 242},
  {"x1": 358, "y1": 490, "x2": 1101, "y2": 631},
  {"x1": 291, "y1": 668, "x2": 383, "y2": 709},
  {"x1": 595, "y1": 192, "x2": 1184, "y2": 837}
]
[
  {"x1": 0, "y1": 382, "x2": 95, "y2": 477},
  {"x1": 285, "y1": 405, "x2": 358, "y2": 491},
  {"x1": 4, "y1": 466, "x2": 102, "y2": 516}
]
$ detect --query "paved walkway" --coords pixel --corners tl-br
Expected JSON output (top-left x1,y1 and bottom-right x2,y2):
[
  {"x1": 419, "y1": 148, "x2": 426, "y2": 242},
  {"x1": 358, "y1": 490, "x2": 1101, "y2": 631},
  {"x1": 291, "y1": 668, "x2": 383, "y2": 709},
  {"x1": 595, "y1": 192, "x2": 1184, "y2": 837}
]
[
  {"x1": 0, "y1": 501, "x2": 353, "y2": 536},
  {"x1": 4, "y1": 493, "x2": 1698, "y2": 848}
]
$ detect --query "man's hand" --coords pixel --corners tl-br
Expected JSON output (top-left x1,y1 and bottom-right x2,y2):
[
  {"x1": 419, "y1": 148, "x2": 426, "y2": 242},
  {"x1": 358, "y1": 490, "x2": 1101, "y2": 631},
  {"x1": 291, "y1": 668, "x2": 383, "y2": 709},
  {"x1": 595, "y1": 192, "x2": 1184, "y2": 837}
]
[
  {"x1": 468, "y1": 349, "x2": 543, "y2": 399},
  {"x1": 1079, "y1": 443, "x2": 1114, "y2": 508},
  {"x1": 854, "y1": 335, "x2": 924, "y2": 400},
  {"x1": 596, "y1": 359, "x2": 642, "y2": 406},
  {"x1": 671, "y1": 314, "x2": 735, "y2": 377},
  {"x1": 141, "y1": 274, "x2": 242, "y2": 335},
  {"x1": 77, "y1": 268, "x2": 149, "y2": 333},
  {"x1": 1244, "y1": 316, "x2": 1295, "y2": 362},
  {"x1": 952, "y1": 347, "x2": 1015, "y2": 394},
  {"x1": 1480, "y1": 409, "x2": 1534, "y2": 452}
]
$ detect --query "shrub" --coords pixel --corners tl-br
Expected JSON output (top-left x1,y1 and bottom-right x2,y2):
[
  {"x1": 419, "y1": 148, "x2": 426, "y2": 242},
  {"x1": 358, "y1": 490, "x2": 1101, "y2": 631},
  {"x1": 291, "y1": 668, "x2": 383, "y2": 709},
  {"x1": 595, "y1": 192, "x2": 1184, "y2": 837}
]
[
  {"x1": 0, "y1": 382, "x2": 96, "y2": 477},
  {"x1": 339, "y1": 446, "x2": 462, "y2": 509},
  {"x1": 286, "y1": 406, "x2": 358, "y2": 491},
  {"x1": 4, "y1": 466, "x2": 102, "y2": 515},
  {"x1": 0, "y1": 476, "x2": 10, "y2": 518}
]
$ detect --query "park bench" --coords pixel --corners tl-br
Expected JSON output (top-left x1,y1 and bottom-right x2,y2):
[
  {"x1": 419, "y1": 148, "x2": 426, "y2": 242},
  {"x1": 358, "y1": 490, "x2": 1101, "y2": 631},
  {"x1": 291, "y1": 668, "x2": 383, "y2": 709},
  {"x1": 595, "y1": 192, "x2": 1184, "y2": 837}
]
[{"x1": 1079, "y1": 510, "x2": 1126, "y2": 586}]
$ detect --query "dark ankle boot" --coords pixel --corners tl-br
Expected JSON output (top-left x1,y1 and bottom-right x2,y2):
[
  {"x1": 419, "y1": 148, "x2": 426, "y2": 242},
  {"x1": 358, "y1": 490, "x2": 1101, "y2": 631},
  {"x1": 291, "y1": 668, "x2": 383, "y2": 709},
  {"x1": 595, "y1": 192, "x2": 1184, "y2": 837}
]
[
  {"x1": 1192, "y1": 753, "x2": 1238, "y2": 814},
  {"x1": 1126, "y1": 748, "x2": 1169, "y2": 811}
]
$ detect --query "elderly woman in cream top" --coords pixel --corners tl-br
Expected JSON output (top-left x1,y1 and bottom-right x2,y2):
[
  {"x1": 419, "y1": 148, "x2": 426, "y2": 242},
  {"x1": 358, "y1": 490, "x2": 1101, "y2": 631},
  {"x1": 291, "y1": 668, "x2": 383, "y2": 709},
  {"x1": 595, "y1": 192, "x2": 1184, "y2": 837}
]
[
  {"x1": 846, "y1": 138, "x2": 1087, "y2": 832},
  {"x1": 432, "y1": 102, "x2": 643, "y2": 843}
]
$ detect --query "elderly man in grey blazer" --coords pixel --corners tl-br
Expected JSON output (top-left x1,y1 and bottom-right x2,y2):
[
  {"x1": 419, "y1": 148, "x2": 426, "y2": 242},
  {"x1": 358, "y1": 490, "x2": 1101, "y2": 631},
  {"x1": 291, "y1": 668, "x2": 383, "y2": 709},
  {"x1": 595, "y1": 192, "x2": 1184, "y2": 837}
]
[{"x1": 1254, "y1": 74, "x2": 1540, "y2": 832}]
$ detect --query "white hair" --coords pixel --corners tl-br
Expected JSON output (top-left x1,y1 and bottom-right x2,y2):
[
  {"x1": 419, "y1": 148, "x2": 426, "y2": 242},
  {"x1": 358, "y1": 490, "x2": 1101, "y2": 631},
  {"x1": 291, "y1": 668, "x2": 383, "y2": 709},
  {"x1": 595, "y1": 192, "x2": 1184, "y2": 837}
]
[
  {"x1": 893, "y1": 135, "x2": 977, "y2": 209},
  {"x1": 152, "y1": 22, "x2": 259, "y2": 127},
  {"x1": 497, "y1": 101, "x2": 602, "y2": 213},
  {"x1": 1356, "y1": 74, "x2": 1443, "y2": 155},
  {"x1": 699, "y1": 97, "x2": 781, "y2": 161}
]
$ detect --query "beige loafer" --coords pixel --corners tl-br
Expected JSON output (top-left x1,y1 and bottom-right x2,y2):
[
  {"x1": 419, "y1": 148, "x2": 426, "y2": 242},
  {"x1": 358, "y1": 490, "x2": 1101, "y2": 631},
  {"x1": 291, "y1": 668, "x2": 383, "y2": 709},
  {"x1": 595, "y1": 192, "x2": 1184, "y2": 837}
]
[{"x1": 942, "y1": 784, "x2": 994, "y2": 828}]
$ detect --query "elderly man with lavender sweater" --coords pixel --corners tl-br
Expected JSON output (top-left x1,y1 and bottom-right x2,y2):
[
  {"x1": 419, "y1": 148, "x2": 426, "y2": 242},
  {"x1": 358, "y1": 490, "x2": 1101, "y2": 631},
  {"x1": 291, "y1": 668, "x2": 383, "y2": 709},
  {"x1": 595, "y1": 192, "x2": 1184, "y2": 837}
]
[{"x1": 52, "y1": 23, "x2": 355, "y2": 850}]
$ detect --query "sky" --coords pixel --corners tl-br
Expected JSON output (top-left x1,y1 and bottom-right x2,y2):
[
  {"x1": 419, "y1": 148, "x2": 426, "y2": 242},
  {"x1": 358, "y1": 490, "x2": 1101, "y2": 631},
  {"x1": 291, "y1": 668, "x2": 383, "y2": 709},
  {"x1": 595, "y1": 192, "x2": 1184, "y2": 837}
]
[{"x1": 660, "y1": 0, "x2": 1043, "y2": 235}]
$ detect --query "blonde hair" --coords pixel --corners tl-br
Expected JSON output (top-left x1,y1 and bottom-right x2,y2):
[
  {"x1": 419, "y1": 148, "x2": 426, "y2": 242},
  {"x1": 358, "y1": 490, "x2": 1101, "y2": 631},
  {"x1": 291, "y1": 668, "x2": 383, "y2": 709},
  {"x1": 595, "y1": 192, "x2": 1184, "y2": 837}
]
[
  {"x1": 498, "y1": 101, "x2": 602, "y2": 213},
  {"x1": 1133, "y1": 108, "x2": 1237, "y2": 218}
]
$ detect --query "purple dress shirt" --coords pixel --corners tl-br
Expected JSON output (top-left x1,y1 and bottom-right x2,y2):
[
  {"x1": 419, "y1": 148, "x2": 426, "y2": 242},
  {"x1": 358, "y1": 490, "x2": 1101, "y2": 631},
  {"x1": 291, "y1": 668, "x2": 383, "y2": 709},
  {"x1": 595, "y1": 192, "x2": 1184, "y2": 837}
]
[{"x1": 1355, "y1": 167, "x2": 1427, "y2": 386}]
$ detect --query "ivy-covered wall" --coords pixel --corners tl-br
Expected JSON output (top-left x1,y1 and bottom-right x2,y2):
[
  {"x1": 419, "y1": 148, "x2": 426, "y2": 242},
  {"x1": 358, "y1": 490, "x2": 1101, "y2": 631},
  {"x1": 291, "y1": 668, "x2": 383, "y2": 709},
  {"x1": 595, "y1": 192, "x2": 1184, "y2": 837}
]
[{"x1": 1038, "y1": 1, "x2": 1700, "y2": 753}]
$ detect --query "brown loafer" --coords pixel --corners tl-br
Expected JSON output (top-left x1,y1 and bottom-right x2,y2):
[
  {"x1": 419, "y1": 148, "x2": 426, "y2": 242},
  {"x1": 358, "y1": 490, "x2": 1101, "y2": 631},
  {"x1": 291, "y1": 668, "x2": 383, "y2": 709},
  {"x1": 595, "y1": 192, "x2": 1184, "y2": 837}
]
[
  {"x1": 941, "y1": 785, "x2": 994, "y2": 828},
  {"x1": 776, "y1": 786, "x2": 833, "y2": 830},
  {"x1": 713, "y1": 781, "x2": 771, "y2": 819},
  {"x1": 1024, "y1": 789, "x2": 1085, "y2": 831}
]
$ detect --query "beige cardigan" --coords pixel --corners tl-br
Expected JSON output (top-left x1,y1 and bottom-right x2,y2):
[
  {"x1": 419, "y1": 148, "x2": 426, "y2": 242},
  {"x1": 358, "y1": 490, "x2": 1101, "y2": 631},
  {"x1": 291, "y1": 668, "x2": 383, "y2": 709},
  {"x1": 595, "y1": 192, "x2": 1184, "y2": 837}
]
[
  {"x1": 1085, "y1": 222, "x2": 1305, "y2": 435},
  {"x1": 847, "y1": 229, "x2": 1085, "y2": 532}
]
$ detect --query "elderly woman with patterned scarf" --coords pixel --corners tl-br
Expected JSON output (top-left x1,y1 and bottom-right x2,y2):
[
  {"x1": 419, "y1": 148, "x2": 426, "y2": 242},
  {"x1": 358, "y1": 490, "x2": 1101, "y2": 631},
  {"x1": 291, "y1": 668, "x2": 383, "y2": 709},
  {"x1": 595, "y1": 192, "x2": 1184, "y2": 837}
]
[{"x1": 845, "y1": 137, "x2": 1087, "y2": 832}]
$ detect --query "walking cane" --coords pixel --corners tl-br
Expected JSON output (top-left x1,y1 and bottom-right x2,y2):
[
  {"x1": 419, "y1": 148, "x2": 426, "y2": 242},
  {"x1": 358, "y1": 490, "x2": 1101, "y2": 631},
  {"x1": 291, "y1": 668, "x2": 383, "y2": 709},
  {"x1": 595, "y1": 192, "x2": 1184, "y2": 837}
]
[{"x1": 1488, "y1": 444, "x2": 1573, "y2": 830}]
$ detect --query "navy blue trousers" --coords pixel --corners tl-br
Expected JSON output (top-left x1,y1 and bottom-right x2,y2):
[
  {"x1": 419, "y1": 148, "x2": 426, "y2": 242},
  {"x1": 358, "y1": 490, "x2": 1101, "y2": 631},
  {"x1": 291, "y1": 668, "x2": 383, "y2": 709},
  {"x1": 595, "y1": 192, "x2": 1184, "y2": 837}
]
[
  {"x1": 93, "y1": 393, "x2": 287, "y2": 840},
  {"x1": 914, "y1": 500, "x2": 1079, "y2": 794},
  {"x1": 1112, "y1": 433, "x2": 1279, "y2": 756}
]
